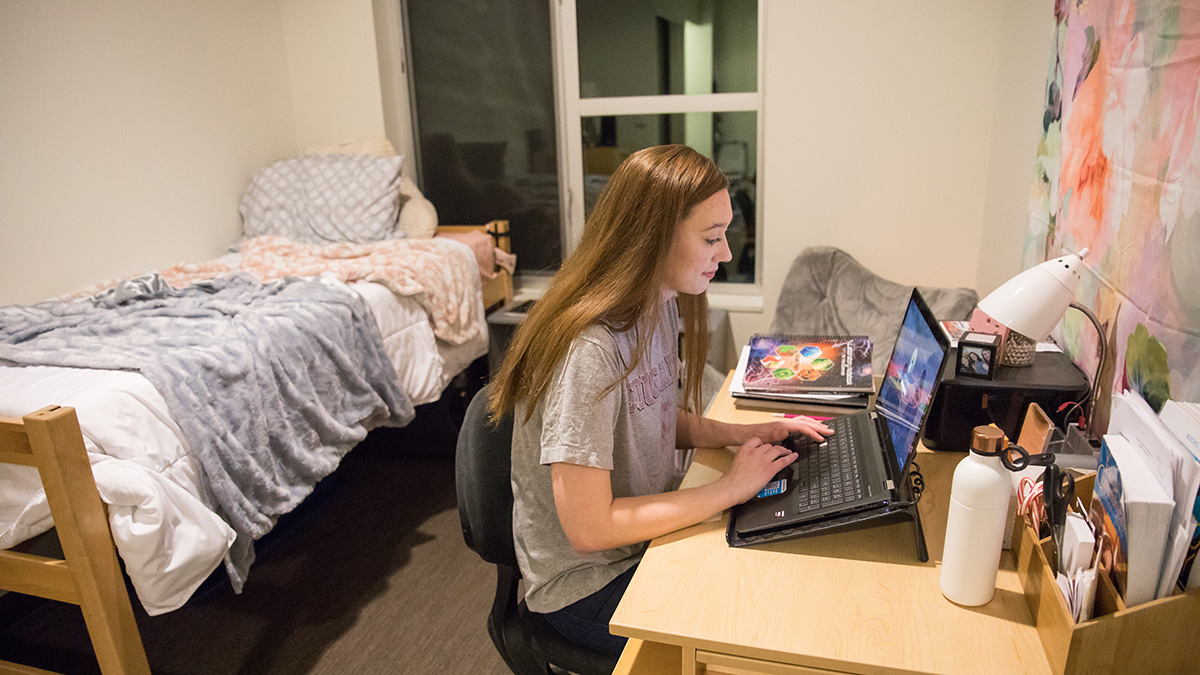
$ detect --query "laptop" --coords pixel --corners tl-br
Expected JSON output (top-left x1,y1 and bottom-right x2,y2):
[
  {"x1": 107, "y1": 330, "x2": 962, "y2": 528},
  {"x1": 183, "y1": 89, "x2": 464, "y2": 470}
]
[{"x1": 728, "y1": 288, "x2": 950, "y2": 543}]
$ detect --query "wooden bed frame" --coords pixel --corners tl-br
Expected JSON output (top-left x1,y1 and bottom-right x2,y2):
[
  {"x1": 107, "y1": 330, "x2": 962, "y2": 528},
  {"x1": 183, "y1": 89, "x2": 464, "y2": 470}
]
[
  {"x1": 0, "y1": 220, "x2": 512, "y2": 674},
  {"x1": 436, "y1": 219, "x2": 513, "y2": 313},
  {"x1": 0, "y1": 406, "x2": 151, "y2": 675}
]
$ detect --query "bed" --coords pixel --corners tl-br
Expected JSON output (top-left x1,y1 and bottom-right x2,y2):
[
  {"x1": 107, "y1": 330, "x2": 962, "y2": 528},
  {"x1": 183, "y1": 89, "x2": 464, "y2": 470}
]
[{"x1": 0, "y1": 146, "x2": 513, "y2": 673}]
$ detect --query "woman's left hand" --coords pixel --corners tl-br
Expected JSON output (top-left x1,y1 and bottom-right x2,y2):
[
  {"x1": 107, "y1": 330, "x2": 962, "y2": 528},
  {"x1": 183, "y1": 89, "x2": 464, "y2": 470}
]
[{"x1": 740, "y1": 417, "x2": 833, "y2": 445}]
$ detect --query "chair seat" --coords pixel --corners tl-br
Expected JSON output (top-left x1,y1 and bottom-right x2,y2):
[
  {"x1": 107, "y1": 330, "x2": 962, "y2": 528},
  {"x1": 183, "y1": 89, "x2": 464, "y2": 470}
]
[
  {"x1": 457, "y1": 385, "x2": 620, "y2": 675},
  {"x1": 519, "y1": 601, "x2": 620, "y2": 675}
]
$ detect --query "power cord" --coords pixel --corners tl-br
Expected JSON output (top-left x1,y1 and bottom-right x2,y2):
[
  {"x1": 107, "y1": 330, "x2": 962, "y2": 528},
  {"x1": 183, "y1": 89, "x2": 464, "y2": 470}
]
[
  {"x1": 1058, "y1": 400, "x2": 1087, "y2": 431},
  {"x1": 887, "y1": 462, "x2": 925, "y2": 508}
]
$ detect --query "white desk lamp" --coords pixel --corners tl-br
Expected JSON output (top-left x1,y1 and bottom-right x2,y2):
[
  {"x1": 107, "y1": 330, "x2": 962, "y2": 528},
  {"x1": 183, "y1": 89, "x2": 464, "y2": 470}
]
[{"x1": 974, "y1": 249, "x2": 1106, "y2": 434}]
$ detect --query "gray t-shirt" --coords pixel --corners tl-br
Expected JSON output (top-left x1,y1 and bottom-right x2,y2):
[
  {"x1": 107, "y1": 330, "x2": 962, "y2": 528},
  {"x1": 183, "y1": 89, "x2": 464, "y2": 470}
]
[{"x1": 511, "y1": 297, "x2": 685, "y2": 613}]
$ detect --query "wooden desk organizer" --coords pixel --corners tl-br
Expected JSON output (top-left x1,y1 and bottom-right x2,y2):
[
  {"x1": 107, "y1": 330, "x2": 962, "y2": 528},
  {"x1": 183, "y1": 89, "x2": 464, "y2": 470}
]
[{"x1": 1012, "y1": 474, "x2": 1200, "y2": 674}]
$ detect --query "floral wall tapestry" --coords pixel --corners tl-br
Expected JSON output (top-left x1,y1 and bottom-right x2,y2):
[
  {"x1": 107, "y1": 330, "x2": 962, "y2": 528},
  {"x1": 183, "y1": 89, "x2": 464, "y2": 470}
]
[{"x1": 1029, "y1": 0, "x2": 1200, "y2": 428}]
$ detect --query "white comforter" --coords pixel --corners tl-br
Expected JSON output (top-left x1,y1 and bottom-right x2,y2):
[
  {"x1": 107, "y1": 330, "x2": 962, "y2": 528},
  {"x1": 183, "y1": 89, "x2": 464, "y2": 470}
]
[{"x1": 0, "y1": 278, "x2": 486, "y2": 615}]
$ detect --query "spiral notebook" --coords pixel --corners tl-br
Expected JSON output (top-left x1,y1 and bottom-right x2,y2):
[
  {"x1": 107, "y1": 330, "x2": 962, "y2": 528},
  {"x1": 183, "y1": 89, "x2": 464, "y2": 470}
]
[
  {"x1": 730, "y1": 347, "x2": 871, "y2": 411},
  {"x1": 740, "y1": 333, "x2": 874, "y2": 395},
  {"x1": 729, "y1": 288, "x2": 950, "y2": 541}
]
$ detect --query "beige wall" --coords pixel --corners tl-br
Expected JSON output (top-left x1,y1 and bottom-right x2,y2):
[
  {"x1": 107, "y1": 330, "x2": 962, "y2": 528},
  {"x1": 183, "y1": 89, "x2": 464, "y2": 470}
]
[
  {"x1": 0, "y1": 1, "x2": 297, "y2": 305},
  {"x1": 977, "y1": 0, "x2": 1054, "y2": 297},
  {"x1": 278, "y1": 0, "x2": 387, "y2": 152},
  {"x1": 726, "y1": 0, "x2": 1054, "y2": 346},
  {"x1": 0, "y1": 0, "x2": 400, "y2": 306},
  {"x1": 373, "y1": 0, "x2": 417, "y2": 175}
]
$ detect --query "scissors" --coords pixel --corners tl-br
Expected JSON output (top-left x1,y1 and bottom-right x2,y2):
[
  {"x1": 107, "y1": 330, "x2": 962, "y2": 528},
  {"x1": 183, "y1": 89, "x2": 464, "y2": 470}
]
[{"x1": 1043, "y1": 463, "x2": 1075, "y2": 574}]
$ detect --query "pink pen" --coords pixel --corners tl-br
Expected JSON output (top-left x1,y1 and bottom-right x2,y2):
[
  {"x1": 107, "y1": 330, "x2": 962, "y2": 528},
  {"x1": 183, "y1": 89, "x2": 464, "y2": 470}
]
[{"x1": 772, "y1": 413, "x2": 833, "y2": 421}]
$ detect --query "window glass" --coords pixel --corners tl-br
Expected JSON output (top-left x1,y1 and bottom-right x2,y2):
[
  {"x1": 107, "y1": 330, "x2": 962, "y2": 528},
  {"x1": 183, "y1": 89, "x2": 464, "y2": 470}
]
[
  {"x1": 582, "y1": 111, "x2": 757, "y2": 283},
  {"x1": 576, "y1": 0, "x2": 758, "y2": 99},
  {"x1": 407, "y1": 0, "x2": 563, "y2": 274}
]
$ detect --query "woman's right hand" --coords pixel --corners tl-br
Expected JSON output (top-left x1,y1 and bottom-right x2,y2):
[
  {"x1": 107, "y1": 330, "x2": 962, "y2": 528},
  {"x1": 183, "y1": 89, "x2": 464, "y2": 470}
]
[{"x1": 719, "y1": 437, "x2": 798, "y2": 506}]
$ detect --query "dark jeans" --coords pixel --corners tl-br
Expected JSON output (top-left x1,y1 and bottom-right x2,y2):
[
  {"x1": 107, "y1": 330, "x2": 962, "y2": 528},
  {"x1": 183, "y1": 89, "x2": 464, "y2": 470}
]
[{"x1": 541, "y1": 564, "x2": 638, "y2": 658}]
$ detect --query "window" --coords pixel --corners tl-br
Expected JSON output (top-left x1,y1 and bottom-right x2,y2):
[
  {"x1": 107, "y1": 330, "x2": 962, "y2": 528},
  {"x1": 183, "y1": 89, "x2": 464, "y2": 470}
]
[
  {"x1": 555, "y1": 0, "x2": 761, "y2": 284},
  {"x1": 405, "y1": 0, "x2": 762, "y2": 287},
  {"x1": 405, "y1": 0, "x2": 564, "y2": 275}
]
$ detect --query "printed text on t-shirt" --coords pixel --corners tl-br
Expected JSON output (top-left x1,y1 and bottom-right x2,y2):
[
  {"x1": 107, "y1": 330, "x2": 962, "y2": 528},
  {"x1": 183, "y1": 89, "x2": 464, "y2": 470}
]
[{"x1": 626, "y1": 352, "x2": 676, "y2": 414}]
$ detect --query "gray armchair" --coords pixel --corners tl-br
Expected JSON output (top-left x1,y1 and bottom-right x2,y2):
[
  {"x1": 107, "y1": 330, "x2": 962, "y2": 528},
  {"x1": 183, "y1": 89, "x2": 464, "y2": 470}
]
[{"x1": 770, "y1": 247, "x2": 978, "y2": 372}]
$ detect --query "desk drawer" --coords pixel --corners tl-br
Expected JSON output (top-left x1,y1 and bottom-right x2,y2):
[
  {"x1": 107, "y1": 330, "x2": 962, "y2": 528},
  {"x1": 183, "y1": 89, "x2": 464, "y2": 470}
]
[
  {"x1": 613, "y1": 639, "x2": 682, "y2": 675},
  {"x1": 697, "y1": 650, "x2": 847, "y2": 675}
]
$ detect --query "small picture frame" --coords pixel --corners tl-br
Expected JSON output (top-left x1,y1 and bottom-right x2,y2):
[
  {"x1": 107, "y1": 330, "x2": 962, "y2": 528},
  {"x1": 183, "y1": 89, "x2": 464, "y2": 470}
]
[{"x1": 956, "y1": 331, "x2": 1000, "y2": 379}]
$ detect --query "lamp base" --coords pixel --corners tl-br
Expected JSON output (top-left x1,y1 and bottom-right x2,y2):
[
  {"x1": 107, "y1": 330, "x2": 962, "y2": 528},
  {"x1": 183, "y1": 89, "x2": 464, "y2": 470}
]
[{"x1": 1000, "y1": 332, "x2": 1036, "y2": 367}]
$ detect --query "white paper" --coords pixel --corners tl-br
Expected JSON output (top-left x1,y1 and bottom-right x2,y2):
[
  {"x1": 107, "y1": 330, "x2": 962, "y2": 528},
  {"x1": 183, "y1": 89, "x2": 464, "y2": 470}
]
[
  {"x1": 1063, "y1": 511, "x2": 1096, "y2": 574},
  {"x1": 731, "y1": 345, "x2": 750, "y2": 393},
  {"x1": 1109, "y1": 391, "x2": 1175, "y2": 490},
  {"x1": 1160, "y1": 522, "x2": 1192, "y2": 598},
  {"x1": 1055, "y1": 566, "x2": 1097, "y2": 622},
  {"x1": 1108, "y1": 391, "x2": 1200, "y2": 599}
]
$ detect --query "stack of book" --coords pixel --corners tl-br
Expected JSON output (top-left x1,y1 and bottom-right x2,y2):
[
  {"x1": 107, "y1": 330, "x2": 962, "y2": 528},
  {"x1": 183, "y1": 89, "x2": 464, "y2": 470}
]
[
  {"x1": 731, "y1": 333, "x2": 873, "y2": 414},
  {"x1": 938, "y1": 320, "x2": 972, "y2": 348},
  {"x1": 1089, "y1": 391, "x2": 1200, "y2": 608},
  {"x1": 1160, "y1": 399, "x2": 1200, "y2": 589}
]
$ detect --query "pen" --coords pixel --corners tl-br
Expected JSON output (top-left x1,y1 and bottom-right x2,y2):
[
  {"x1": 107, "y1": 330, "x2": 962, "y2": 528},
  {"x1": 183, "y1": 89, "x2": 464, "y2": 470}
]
[{"x1": 772, "y1": 413, "x2": 833, "y2": 421}]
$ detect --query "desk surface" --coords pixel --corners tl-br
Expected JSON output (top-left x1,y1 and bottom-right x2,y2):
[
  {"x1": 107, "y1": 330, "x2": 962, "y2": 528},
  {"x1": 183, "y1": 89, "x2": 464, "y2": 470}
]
[{"x1": 609, "y1": 373, "x2": 1052, "y2": 675}]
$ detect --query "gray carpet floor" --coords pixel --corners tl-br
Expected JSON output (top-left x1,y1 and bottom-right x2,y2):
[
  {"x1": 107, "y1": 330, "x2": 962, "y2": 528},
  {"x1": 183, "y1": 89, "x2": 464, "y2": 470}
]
[{"x1": 0, "y1": 426, "x2": 513, "y2": 675}]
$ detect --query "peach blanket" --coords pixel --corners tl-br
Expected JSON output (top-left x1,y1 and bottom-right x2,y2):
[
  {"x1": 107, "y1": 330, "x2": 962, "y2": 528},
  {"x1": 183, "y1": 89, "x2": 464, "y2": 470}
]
[{"x1": 66, "y1": 235, "x2": 485, "y2": 346}]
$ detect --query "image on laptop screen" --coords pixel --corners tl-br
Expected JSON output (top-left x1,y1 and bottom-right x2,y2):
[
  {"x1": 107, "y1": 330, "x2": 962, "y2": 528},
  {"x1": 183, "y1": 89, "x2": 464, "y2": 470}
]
[{"x1": 875, "y1": 297, "x2": 945, "y2": 468}]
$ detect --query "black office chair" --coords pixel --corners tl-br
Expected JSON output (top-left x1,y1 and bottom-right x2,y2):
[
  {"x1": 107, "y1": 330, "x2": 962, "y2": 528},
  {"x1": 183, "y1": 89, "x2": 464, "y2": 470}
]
[{"x1": 455, "y1": 385, "x2": 619, "y2": 675}]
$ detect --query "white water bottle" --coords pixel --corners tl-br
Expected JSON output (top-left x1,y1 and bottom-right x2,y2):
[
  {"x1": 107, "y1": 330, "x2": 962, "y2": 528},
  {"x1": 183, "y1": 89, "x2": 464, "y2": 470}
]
[{"x1": 940, "y1": 426, "x2": 1010, "y2": 606}]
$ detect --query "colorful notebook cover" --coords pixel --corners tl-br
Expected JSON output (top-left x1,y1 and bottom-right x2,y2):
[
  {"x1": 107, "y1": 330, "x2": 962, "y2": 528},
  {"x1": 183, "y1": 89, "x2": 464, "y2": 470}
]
[{"x1": 741, "y1": 334, "x2": 873, "y2": 395}]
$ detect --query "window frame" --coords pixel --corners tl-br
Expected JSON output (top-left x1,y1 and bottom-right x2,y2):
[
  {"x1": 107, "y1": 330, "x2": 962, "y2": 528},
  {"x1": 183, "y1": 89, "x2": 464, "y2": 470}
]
[{"x1": 547, "y1": 0, "x2": 766, "y2": 306}]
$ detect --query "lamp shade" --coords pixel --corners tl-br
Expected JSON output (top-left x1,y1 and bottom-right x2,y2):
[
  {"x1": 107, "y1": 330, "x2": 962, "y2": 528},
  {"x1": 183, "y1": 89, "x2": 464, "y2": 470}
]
[{"x1": 977, "y1": 249, "x2": 1089, "y2": 341}]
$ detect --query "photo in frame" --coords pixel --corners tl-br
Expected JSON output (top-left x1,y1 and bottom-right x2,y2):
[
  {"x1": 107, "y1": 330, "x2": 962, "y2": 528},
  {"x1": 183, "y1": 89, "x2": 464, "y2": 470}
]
[{"x1": 956, "y1": 331, "x2": 1000, "y2": 379}]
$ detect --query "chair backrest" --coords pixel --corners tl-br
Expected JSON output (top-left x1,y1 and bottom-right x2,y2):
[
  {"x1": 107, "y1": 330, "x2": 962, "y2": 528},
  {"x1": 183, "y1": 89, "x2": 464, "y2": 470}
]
[
  {"x1": 771, "y1": 247, "x2": 979, "y2": 373},
  {"x1": 0, "y1": 405, "x2": 151, "y2": 675},
  {"x1": 455, "y1": 384, "x2": 518, "y2": 568}
]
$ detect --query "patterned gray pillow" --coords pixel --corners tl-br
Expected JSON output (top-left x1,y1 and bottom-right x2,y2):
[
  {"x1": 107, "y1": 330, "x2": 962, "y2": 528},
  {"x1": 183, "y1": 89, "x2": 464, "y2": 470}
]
[{"x1": 239, "y1": 154, "x2": 407, "y2": 244}]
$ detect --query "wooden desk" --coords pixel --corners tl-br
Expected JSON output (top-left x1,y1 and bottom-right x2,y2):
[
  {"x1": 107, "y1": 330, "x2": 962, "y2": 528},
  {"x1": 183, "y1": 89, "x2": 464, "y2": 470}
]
[{"x1": 610, "y1": 373, "x2": 1052, "y2": 675}]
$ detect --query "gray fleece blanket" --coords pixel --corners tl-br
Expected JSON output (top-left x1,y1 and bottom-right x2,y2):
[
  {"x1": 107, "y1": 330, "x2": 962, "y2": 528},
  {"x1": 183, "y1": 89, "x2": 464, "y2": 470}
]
[
  {"x1": 771, "y1": 247, "x2": 980, "y2": 373},
  {"x1": 0, "y1": 274, "x2": 414, "y2": 586}
]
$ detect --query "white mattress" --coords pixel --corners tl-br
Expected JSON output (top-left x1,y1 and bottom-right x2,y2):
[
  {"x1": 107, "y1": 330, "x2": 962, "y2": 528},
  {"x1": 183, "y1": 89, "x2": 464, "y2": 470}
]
[
  {"x1": 0, "y1": 279, "x2": 486, "y2": 615},
  {"x1": 354, "y1": 280, "x2": 486, "y2": 406}
]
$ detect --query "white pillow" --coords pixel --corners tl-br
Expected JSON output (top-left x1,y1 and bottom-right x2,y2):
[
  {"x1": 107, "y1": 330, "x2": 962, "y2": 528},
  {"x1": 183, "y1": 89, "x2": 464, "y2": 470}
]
[
  {"x1": 399, "y1": 174, "x2": 423, "y2": 202},
  {"x1": 239, "y1": 154, "x2": 407, "y2": 244},
  {"x1": 399, "y1": 196, "x2": 438, "y2": 239}
]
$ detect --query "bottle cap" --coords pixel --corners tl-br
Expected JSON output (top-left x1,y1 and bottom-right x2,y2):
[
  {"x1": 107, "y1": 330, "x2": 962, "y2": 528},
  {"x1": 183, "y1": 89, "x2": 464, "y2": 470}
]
[{"x1": 970, "y1": 425, "x2": 1005, "y2": 455}]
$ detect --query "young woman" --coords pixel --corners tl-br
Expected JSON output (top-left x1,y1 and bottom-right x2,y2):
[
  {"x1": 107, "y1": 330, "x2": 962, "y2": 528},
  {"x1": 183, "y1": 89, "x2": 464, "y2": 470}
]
[{"x1": 488, "y1": 145, "x2": 832, "y2": 657}]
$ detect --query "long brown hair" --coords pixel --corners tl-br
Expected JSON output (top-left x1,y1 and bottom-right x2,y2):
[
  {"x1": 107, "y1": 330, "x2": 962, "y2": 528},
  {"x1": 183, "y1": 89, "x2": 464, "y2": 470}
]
[{"x1": 489, "y1": 144, "x2": 728, "y2": 422}]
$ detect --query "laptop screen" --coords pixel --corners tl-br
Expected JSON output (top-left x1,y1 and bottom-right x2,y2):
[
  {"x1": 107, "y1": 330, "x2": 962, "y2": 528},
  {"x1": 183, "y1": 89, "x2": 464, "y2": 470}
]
[{"x1": 874, "y1": 292, "x2": 949, "y2": 470}]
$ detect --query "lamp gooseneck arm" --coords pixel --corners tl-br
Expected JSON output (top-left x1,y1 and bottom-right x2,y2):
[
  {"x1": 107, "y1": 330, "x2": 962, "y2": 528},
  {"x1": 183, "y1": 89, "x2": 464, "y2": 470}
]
[{"x1": 1069, "y1": 301, "x2": 1106, "y2": 438}]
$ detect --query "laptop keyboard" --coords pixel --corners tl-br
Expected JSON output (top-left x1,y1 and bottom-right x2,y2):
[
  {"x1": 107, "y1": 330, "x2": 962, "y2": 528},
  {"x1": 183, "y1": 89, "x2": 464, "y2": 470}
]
[{"x1": 789, "y1": 416, "x2": 864, "y2": 510}]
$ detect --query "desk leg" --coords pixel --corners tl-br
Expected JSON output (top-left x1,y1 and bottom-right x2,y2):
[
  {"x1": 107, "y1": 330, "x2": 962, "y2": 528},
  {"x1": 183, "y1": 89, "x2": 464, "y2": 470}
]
[{"x1": 683, "y1": 645, "x2": 697, "y2": 674}]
